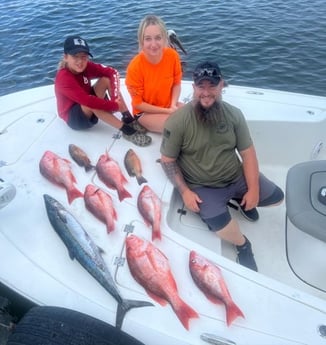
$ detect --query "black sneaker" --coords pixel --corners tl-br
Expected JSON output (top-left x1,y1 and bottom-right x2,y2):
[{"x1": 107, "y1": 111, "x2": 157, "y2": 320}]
[
  {"x1": 228, "y1": 199, "x2": 259, "y2": 222},
  {"x1": 236, "y1": 236, "x2": 258, "y2": 271}
]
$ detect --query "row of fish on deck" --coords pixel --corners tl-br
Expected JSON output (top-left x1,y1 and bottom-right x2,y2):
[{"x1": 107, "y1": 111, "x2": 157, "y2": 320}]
[{"x1": 38, "y1": 144, "x2": 245, "y2": 331}]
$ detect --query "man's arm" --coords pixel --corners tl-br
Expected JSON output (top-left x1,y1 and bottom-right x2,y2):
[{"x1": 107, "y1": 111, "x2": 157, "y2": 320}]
[
  {"x1": 160, "y1": 155, "x2": 189, "y2": 194},
  {"x1": 239, "y1": 145, "x2": 260, "y2": 210},
  {"x1": 160, "y1": 155, "x2": 202, "y2": 212}
]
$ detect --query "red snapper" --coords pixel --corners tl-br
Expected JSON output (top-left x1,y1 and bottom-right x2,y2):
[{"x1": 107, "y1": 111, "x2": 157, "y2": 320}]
[
  {"x1": 189, "y1": 250, "x2": 244, "y2": 326},
  {"x1": 125, "y1": 235, "x2": 199, "y2": 330},
  {"x1": 137, "y1": 185, "x2": 162, "y2": 241},
  {"x1": 95, "y1": 152, "x2": 132, "y2": 202},
  {"x1": 39, "y1": 150, "x2": 83, "y2": 204},
  {"x1": 84, "y1": 184, "x2": 117, "y2": 233}
]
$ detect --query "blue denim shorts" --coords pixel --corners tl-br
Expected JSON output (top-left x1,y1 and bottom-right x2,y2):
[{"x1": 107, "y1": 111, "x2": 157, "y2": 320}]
[{"x1": 194, "y1": 173, "x2": 284, "y2": 231}]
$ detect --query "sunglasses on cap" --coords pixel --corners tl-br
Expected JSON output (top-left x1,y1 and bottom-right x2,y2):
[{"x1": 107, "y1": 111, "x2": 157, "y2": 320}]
[{"x1": 193, "y1": 67, "x2": 221, "y2": 78}]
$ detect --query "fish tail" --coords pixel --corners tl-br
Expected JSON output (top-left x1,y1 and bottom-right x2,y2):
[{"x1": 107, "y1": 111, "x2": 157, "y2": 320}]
[
  {"x1": 118, "y1": 188, "x2": 132, "y2": 202},
  {"x1": 225, "y1": 301, "x2": 245, "y2": 326},
  {"x1": 67, "y1": 187, "x2": 84, "y2": 204},
  {"x1": 152, "y1": 226, "x2": 162, "y2": 241},
  {"x1": 106, "y1": 222, "x2": 115, "y2": 234},
  {"x1": 115, "y1": 298, "x2": 154, "y2": 329},
  {"x1": 173, "y1": 299, "x2": 199, "y2": 330},
  {"x1": 85, "y1": 164, "x2": 95, "y2": 172},
  {"x1": 136, "y1": 175, "x2": 148, "y2": 185}
]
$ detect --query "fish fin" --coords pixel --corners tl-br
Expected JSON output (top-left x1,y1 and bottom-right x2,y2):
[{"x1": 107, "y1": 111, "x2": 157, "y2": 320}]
[
  {"x1": 85, "y1": 164, "x2": 95, "y2": 172},
  {"x1": 115, "y1": 299, "x2": 154, "y2": 329},
  {"x1": 146, "y1": 291, "x2": 168, "y2": 306},
  {"x1": 204, "y1": 293, "x2": 224, "y2": 305},
  {"x1": 122, "y1": 174, "x2": 129, "y2": 184},
  {"x1": 97, "y1": 246, "x2": 105, "y2": 255},
  {"x1": 152, "y1": 227, "x2": 162, "y2": 241},
  {"x1": 124, "y1": 166, "x2": 134, "y2": 177},
  {"x1": 62, "y1": 157, "x2": 72, "y2": 164},
  {"x1": 68, "y1": 248, "x2": 76, "y2": 260},
  {"x1": 136, "y1": 175, "x2": 148, "y2": 185},
  {"x1": 113, "y1": 208, "x2": 118, "y2": 220},
  {"x1": 67, "y1": 187, "x2": 84, "y2": 204},
  {"x1": 106, "y1": 223, "x2": 115, "y2": 234},
  {"x1": 173, "y1": 298, "x2": 199, "y2": 330},
  {"x1": 117, "y1": 188, "x2": 132, "y2": 202},
  {"x1": 225, "y1": 301, "x2": 245, "y2": 326}
]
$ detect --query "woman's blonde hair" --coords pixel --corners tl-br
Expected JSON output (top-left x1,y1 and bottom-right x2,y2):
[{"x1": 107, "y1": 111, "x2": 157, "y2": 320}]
[
  {"x1": 57, "y1": 58, "x2": 67, "y2": 70},
  {"x1": 137, "y1": 14, "x2": 168, "y2": 51}
]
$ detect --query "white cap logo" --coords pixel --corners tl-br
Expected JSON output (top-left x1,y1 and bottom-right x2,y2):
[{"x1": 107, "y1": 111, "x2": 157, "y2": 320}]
[{"x1": 73, "y1": 38, "x2": 86, "y2": 47}]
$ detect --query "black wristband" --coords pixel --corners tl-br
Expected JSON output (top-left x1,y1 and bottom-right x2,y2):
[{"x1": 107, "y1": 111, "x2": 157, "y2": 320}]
[
  {"x1": 120, "y1": 124, "x2": 136, "y2": 135},
  {"x1": 122, "y1": 111, "x2": 135, "y2": 124}
]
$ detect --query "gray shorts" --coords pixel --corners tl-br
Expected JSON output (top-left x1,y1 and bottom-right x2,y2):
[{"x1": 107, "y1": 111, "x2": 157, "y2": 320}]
[
  {"x1": 67, "y1": 104, "x2": 98, "y2": 130},
  {"x1": 194, "y1": 173, "x2": 284, "y2": 232},
  {"x1": 67, "y1": 87, "x2": 99, "y2": 130}
]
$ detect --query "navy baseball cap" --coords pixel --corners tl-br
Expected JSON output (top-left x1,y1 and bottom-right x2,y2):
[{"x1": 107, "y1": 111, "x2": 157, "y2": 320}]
[
  {"x1": 193, "y1": 61, "x2": 222, "y2": 85},
  {"x1": 64, "y1": 36, "x2": 93, "y2": 57}
]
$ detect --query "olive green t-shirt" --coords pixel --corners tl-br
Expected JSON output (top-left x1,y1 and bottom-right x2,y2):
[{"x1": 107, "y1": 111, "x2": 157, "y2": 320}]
[{"x1": 160, "y1": 101, "x2": 253, "y2": 188}]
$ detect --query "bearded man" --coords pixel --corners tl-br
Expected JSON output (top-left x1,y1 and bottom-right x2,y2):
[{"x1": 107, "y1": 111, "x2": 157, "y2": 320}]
[{"x1": 160, "y1": 61, "x2": 284, "y2": 271}]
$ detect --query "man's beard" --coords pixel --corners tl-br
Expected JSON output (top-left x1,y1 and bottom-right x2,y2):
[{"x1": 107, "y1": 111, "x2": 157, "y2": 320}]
[{"x1": 194, "y1": 100, "x2": 222, "y2": 125}]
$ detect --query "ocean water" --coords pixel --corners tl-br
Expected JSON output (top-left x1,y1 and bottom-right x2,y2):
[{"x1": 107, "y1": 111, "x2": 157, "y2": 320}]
[{"x1": 0, "y1": 0, "x2": 325, "y2": 97}]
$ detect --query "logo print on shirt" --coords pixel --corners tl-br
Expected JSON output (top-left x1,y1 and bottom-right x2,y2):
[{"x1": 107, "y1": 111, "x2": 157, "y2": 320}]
[
  {"x1": 216, "y1": 121, "x2": 228, "y2": 133},
  {"x1": 83, "y1": 76, "x2": 89, "y2": 85}
]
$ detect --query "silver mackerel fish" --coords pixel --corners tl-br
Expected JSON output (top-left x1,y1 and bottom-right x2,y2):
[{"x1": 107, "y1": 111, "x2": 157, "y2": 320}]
[{"x1": 43, "y1": 194, "x2": 153, "y2": 329}]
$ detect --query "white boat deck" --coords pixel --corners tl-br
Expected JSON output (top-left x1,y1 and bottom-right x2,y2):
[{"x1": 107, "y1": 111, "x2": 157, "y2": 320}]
[{"x1": 1, "y1": 81, "x2": 326, "y2": 344}]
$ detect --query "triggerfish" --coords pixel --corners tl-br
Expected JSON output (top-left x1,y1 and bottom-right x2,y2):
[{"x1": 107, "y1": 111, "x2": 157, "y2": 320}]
[
  {"x1": 39, "y1": 150, "x2": 83, "y2": 204},
  {"x1": 43, "y1": 194, "x2": 153, "y2": 329},
  {"x1": 125, "y1": 234, "x2": 199, "y2": 330},
  {"x1": 189, "y1": 250, "x2": 244, "y2": 326}
]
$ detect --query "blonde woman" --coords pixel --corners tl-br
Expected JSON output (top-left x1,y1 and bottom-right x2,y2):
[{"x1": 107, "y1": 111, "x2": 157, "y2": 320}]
[{"x1": 126, "y1": 15, "x2": 184, "y2": 133}]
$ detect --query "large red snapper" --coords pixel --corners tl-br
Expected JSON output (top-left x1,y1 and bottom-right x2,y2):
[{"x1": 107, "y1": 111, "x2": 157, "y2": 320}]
[
  {"x1": 39, "y1": 150, "x2": 83, "y2": 204},
  {"x1": 84, "y1": 184, "x2": 117, "y2": 234},
  {"x1": 125, "y1": 235, "x2": 199, "y2": 330},
  {"x1": 95, "y1": 152, "x2": 132, "y2": 202},
  {"x1": 189, "y1": 250, "x2": 244, "y2": 326},
  {"x1": 137, "y1": 185, "x2": 161, "y2": 241}
]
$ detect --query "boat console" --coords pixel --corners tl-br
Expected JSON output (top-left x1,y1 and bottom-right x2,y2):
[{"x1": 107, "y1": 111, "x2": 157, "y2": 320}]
[{"x1": 286, "y1": 160, "x2": 326, "y2": 293}]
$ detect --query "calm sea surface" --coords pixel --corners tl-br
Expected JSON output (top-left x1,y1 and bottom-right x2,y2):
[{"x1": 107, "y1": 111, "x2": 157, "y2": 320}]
[{"x1": 0, "y1": 0, "x2": 325, "y2": 97}]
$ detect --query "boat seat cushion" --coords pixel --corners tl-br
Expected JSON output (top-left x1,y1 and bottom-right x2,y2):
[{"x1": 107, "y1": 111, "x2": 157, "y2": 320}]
[{"x1": 286, "y1": 160, "x2": 326, "y2": 242}]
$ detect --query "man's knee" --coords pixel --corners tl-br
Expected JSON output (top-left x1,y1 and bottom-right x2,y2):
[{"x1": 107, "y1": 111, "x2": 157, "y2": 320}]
[
  {"x1": 203, "y1": 211, "x2": 231, "y2": 232},
  {"x1": 259, "y1": 186, "x2": 284, "y2": 207}
]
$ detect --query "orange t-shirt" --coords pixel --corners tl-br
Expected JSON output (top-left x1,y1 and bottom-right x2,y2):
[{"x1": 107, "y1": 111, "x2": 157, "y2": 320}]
[{"x1": 126, "y1": 47, "x2": 182, "y2": 114}]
